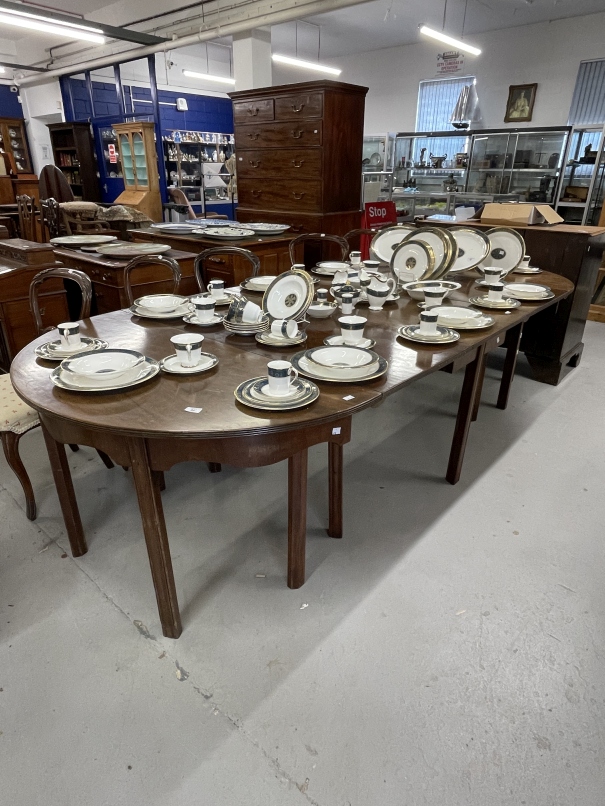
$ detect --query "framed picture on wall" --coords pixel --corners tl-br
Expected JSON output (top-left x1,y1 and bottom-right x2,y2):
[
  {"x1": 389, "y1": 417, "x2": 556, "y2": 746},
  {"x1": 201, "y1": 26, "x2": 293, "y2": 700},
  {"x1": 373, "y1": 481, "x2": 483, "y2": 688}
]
[{"x1": 504, "y1": 83, "x2": 537, "y2": 123}]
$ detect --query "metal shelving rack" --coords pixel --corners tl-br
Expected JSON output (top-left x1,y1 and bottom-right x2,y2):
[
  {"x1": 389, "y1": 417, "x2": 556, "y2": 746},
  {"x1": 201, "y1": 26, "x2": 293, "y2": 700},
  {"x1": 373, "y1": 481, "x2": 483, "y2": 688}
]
[{"x1": 554, "y1": 125, "x2": 605, "y2": 226}]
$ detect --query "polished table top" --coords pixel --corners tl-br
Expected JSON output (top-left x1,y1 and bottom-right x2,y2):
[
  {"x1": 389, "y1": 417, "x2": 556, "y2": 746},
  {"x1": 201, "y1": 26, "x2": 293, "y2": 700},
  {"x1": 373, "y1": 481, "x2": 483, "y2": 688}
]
[
  {"x1": 53, "y1": 245, "x2": 197, "y2": 270},
  {"x1": 11, "y1": 270, "x2": 573, "y2": 440},
  {"x1": 130, "y1": 227, "x2": 297, "y2": 249}
]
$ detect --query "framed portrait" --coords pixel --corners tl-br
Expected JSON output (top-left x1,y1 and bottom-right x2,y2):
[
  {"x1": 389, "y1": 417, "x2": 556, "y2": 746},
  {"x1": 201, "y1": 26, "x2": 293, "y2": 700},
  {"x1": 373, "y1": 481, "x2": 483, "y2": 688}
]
[{"x1": 504, "y1": 83, "x2": 537, "y2": 123}]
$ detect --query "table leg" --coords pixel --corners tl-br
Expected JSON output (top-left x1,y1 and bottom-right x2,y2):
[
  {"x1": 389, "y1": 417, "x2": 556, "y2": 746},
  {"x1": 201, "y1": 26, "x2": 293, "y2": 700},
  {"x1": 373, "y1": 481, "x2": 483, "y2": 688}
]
[
  {"x1": 497, "y1": 323, "x2": 523, "y2": 410},
  {"x1": 41, "y1": 424, "x2": 87, "y2": 556},
  {"x1": 128, "y1": 437, "x2": 182, "y2": 639},
  {"x1": 446, "y1": 346, "x2": 486, "y2": 486},
  {"x1": 471, "y1": 354, "x2": 487, "y2": 422},
  {"x1": 327, "y1": 442, "x2": 343, "y2": 539},
  {"x1": 287, "y1": 448, "x2": 308, "y2": 589}
]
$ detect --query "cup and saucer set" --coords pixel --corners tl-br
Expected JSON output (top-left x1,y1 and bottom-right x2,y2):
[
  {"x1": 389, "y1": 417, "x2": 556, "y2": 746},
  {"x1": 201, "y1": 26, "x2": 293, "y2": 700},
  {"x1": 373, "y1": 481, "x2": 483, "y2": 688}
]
[
  {"x1": 160, "y1": 334, "x2": 219, "y2": 375},
  {"x1": 234, "y1": 360, "x2": 319, "y2": 411},
  {"x1": 513, "y1": 255, "x2": 542, "y2": 275},
  {"x1": 35, "y1": 321, "x2": 108, "y2": 361},
  {"x1": 183, "y1": 294, "x2": 225, "y2": 327}
]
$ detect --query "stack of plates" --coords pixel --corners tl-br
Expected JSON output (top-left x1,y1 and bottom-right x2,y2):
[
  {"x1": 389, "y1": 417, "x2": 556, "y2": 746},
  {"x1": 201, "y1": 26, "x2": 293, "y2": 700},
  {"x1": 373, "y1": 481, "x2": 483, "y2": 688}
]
[
  {"x1": 398, "y1": 325, "x2": 460, "y2": 345},
  {"x1": 235, "y1": 376, "x2": 319, "y2": 411},
  {"x1": 51, "y1": 349, "x2": 159, "y2": 392},
  {"x1": 195, "y1": 227, "x2": 255, "y2": 239},
  {"x1": 291, "y1": 345, "x2": 388, "y2": 383},
  {"x1": 131, "y1": 294, "x2": 192, "y2": 319},
  {"x1": 430, "y1": 306, "x2": 495, "y2": 330},
  {"x1": 244, "y1": 223, "x2": 291, "y2": 235},
  {"x1": 96, "y1": 242, "x2": 171, "y2": 258},
  {"x1": 35, "y1": 336, "x2": 108, "y2": 361},
  {"x1": 50, "y1": 235, "x2": 117, "y2": 248},
  {"x1": 150, "y1": 223, "x2": 199, "y2": 234},
  {"x1": 224, "y1": 315, "x2": 270, "y2": 336},
  {"x1": 240, "y1": 275, "x2": 277, "y2": 292},
  {"x1": 503, "y1": 282, "x2": 554, "y2": 301}
]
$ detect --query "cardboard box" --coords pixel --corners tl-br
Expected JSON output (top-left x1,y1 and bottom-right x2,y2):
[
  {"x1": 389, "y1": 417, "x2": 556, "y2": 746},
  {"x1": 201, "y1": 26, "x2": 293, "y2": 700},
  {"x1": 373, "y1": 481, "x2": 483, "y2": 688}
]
[{"x1": 481, "y1": 202, "x2": 563, "y2": 226}]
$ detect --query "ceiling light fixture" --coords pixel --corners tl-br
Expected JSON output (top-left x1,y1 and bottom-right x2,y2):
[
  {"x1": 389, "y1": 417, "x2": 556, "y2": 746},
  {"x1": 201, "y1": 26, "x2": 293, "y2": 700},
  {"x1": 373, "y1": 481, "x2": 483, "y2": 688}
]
[
  {"x1": 0, "y1": 66, "x2": 5, "y2": 73},
  {"x1": 272, "y1": 53, "x2": 341, "y2": 76},
  {"x1": 0, "y1": 7, "x2": 105, "y2": 43},
  {"x1": 182, "y1": 69, "x2": 235, "y2": 85},
  {"x1": 419, "y1": 25, "x2": 481, "y2": 56}
]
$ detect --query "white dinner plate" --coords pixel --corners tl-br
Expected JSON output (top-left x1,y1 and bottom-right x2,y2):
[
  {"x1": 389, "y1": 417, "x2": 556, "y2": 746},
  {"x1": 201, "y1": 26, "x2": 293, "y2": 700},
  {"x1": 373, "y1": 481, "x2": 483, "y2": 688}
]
[
  {"x1": 51, "y1": 234, "x2": 117, "y2": 247},
  {"x1": 404, "y1": 227, "x2": 456, "y2": 279},
  {"x1": 306, "y1": 346, "x2": 374, "y2": 369},
  {"x1": 51, "y1": 357, "x2": 159, "y2": 392},
  {"x1": 262, "y1": 269, "x2": 314, "y2": 321},
  {"x1": 96, "y1": 242, "x2": 172, "y2": 257},
  {"x1": 369, "y1": 225, "x2": 416, "y2": 264},
  {"x1": 447, "y1": 227, "x2": 490, "y2": 273},
  {"x1": 391, "y1": 240, "x2": 435, "y2": 281},
  {"x1": 478, "y1": 227, "x2": 525, "y2": 274},
  {"x1": 291, "y1": 351, "x2": 388, "y2": 383},
  {"x1": 61, "y1": 349, "x2": 144, "y2": 383},
  {"x1": 35, "y1": 337, "x2": 108, "y2": 361},
  {"x1": 130, "y1": 303, "x2": 192, "y2": 319},
  {"x1": 430, "y1": 306, "x2": 483, "y2": 326},
  {"x1": 244, "y1": 223, "x2": 291, "y2": 235},
  {"x1": 398, "y1": 325, "x2": 460, "y2": 345},
  {"x1": 196, "y1": 227, "x2": 255, "y2": 239}
]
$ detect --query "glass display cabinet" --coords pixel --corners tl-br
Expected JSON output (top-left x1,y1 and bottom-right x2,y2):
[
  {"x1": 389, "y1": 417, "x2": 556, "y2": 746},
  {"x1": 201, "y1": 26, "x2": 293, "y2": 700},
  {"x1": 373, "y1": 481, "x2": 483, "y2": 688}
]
[
  {"x1": 162, "y1": 130, "x2": 235, "y2": 206},
  {"x1": 554, "y1": 125, "x2": 605, "y2": 225},
  {"x1": 0, "y1": 118, "x2": 32, "y2": 174},
  {"x1": 466, "y1": 127, "x2": 569, "y2": 204},
  {"x1": 393, "y1": 132, "x2": 471, "y2": 196},
  {"x1": 112, "y1": 121, "x2": 162, "y2": 221},
  {"x1": 362, "y1": 133, "x2": 395, "y2": 173}
]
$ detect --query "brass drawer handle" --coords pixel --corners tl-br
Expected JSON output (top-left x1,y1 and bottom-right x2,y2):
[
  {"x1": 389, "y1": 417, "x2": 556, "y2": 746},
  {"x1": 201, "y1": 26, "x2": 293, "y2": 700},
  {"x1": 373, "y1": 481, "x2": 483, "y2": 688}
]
[
  {"x1": 291, "y1": 103, "x2": 305, "y2": 113},
  {"x1": 246, "y1": 132, "x2": 260, "y2": 141},
  {"x1": 251, "y1": 190, "x2": 262, "y2": 198},
  {"x1": 247, "y1": 107, "x2": 260, "y2": 116},
  {"x1": 292, "y1": 159, "x2": 305, "y2": 168},
  {"x1": 249, "y1": 159, "x2": 260, "y2": 168},
  {"x1": 291, "y1": 130, "x2": 304, "y2": 139},
  {"x1": 292, "y1": 192, "x2": 305, "y2": 200}
]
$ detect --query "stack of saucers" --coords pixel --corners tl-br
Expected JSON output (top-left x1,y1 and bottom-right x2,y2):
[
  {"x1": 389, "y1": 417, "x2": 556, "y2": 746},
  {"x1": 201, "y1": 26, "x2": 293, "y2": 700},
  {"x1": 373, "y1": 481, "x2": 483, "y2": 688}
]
[
  {"x1": 131, "y1": 294, "x2": 192, "y2": 319},
  {"x1": 51, "y1": 349, "x2": 159, "y2": 392},
  {"x1": 291, "y1": 345, "x2": 388, "y2": 383},
  {"x1": 223, "y1": 294, "x2": 270, "y2": 336},
  {"x1": 224, "y1": 317, "x2": 270, "y2": 336}
]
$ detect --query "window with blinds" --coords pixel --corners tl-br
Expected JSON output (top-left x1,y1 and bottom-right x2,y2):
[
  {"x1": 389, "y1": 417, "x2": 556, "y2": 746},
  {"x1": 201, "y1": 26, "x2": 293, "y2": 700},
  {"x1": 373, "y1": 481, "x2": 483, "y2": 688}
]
[
  {"x1": 414, "y1": 76, "x2": 476, "y2": 164},
  {"x1": 568, "y1": 60, "x2": 605, "y2": 125}
]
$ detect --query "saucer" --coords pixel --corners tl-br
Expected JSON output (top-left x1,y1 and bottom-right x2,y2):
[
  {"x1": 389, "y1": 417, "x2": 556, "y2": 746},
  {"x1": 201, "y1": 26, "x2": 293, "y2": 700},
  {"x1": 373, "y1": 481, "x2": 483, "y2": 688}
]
[
  {"x1": 206, "y1": 294, "x2": 234, "y2": 306},
  {"x1": 130, "y1": 303, "x2": 192, "y2": 319},
  {"x1": 324, "y1": 335, "x2": 376, "y2": 349},
  {"x1": 183, "y1": 313, "x2": 224, "y2": 326},
  {"x1": 36, "y1": 337, "x2": 108, "y2": 361},
  {"x1": 398, "y1": 325, "x2": 460, "y2": 344},
  {"x1": 469, "y1": 296, "x2": 521, "y2": 310},
  {"x1": 513, "y1": 266, "x2": 542, "y2": 274},
  {"x1": 235, "y1": 376, "x2": 319, "y2": 411},
  {"x1": 255, "y1": 331, "x2": 307, "y2": 347},
  {"x1": 160, "y1": 353, "x2": 218, "y2": 374}
]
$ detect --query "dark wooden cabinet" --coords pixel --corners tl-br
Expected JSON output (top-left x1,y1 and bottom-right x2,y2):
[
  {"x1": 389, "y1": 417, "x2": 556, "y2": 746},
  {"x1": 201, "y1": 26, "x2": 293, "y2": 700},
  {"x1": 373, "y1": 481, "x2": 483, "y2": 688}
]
[
  {"x1": 47, "y1": 122, "x2": 100, "y2": 202},
  {"x1": 0, "y1": 239, "x2": 67, "y2": 369},
  {"x1": 230, "y1": 80, "x2": 368, "y2": 237}
]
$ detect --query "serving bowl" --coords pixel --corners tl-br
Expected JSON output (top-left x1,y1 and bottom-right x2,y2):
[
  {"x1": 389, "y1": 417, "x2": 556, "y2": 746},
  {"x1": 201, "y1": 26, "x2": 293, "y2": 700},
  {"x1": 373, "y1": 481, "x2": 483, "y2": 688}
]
[{"x1": 402, "y1": 280, "x2": 461, "y2": 301}]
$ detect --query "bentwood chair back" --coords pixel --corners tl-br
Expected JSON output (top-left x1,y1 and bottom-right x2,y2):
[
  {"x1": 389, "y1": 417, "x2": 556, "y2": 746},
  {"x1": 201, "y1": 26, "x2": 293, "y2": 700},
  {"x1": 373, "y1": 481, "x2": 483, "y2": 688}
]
[
  {"x1": 123, "y1": 255, "x2": 182, "y2": 306},
  {"x1": 29, "y1": 267, "x2": 93, "y2": 335},
  {"x1": 343, "y1": 225, "x2": 392, "y2": 253},
  {"x1": 194, "y1": 247, "x2": 260, "y2": 292},
  {"x1": 287, "y1": 232, "x2": 348, "y2": 267},
  {"x1": 39, "y1": 164, "x2": 74, "y2": 203},
  {"x1": 167, "y1": 187, "x2": 228, "y2": 221},
  {"x1": 16, "y1": 194, "x2": 36, "y2": 241}
]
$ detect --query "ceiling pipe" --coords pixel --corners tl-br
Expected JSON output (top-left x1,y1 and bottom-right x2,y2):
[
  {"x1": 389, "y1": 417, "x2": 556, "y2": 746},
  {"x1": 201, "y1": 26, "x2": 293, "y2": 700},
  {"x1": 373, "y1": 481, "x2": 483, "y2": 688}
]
[{"x1": 16, "y1": 0, "x2": 369, "y2": 86}]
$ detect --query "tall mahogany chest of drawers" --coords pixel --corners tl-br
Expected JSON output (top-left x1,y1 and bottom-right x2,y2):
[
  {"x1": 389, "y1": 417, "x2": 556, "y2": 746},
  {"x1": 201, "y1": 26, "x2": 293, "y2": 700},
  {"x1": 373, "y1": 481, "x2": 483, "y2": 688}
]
[{"x1": 230, "y1": 80, "x2": 368, "y2": 236}]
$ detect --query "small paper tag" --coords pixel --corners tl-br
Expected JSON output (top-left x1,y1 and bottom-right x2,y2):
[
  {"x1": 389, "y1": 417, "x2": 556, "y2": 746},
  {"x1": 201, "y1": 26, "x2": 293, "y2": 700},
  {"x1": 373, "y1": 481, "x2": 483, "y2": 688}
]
[
  {"x1": 342, "y1": 395, "x2": 355, "y2": 401},
  {"x1": 184, "y1": 407, "x2": 203, "y2": 413},
  {"x1": 332, "y1": 427, "x2": 341, "y2": 435}
]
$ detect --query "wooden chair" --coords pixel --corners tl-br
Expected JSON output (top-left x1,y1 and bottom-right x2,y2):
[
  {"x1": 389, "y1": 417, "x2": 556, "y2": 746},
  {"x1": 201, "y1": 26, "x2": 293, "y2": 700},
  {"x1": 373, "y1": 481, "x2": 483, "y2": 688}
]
[
  {"x1": 194, "y1": 247, "x2": 260, "y2": 292},
  {"x1": 1, "y1": 268, "x2": 111, "y2": 520},
  {"x1": 16, "y1": 194, "x2": 36, "y2": 240},
  {"x1": 168, "y1": 187, "x2": 228, "y2": 221},
  {"x1": 123, "y1": 255, "x2": 182, "y2": 306},
  {"x1": 344, "y1": 225, "x2": 392, "y2": 255},
  {"x1": 39, "y1": 164, "x2": 74, "y2": 203},
  {"x1": 287, "y1": 232, "x2": 348, "y2": 267},
  {"x1": 60, "y1": 202, "x2": 113, "y2": 236},
  {"x1": 40, "y1": 197, "x2": 62, "y2": 240}
]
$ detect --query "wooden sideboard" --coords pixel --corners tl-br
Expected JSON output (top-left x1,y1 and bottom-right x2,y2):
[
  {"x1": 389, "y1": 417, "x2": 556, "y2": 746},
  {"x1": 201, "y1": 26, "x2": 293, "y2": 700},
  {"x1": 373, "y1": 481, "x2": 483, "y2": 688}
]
[
  {"x1": 0, "y1": 239, "x2": 66, "y2": 370},
  {"x1": 230, "y1": 80, "x2": 367, "y2": 237},
  {"x1": 418, "y1": 220, "x2": 605, "y2": 384}
]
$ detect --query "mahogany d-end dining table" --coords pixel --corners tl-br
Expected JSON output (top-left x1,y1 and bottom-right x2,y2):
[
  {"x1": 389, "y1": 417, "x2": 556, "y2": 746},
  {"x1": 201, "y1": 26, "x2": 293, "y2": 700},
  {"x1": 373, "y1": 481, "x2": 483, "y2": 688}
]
[{"x1": 10, "y1": 270, "x2": 573, "y2": 638}]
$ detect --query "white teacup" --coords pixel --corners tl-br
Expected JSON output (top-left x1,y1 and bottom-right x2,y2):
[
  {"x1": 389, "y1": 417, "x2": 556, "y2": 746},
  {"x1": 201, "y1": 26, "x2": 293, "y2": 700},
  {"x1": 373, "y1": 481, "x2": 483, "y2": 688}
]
[
  {"x1": 363, "y1": 260, "x2": 380, "y2": 272},
  {"x1": 418, "y1": 311, "x2": 439, "y2": 336},
  {"x1": 271, "y1": 319, "x2": 298, "y2": 340},
  {"x1": 316, "y1": 288, "x2": 329, "y2": 304},
  {"x1": 241, "y1": 300, "x2": 263, "y2": 324},
  {"x1": 208, "y1": 279, "x2": 225, "y2": 299},
  {"x1": 341, "y1": 292, "x2": 354, "y2": 315},
  {"x1": 191, "y1": 295, "x2": 216, "y2": 323},
  {"x1": 171, "y1": 333, "x2": 204, "y2": 367},
  {"x1": 349, "y1": 250, "x2": 362, "y2": 266},
  {"x1": 267, "y1": 360, "x2": 298, "y2": 396},
  {"x1": 521, "y1": 255, "x2": 531, "y2": 267},
  {"x1": 483, "y1": 267, "x2": 505, "y2": 283},
  {"x1": 423, "y1": 288, "x2": 447, "y2": 309},
  {"x1": 58, "y1": 322, "x2": 81, "y2": 349},
  {"x1": 339, "y1": 315, "x2": 366, "y2": 344},
  {"x1": 487, "y1": 282, "x2": 504, "y2": 301}
]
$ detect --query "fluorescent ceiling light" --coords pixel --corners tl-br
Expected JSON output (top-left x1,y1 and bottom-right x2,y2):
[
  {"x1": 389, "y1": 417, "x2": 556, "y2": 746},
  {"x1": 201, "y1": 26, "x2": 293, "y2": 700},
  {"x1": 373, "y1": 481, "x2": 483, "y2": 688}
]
[
  {"x1": 182, "y1": 69, "x2": 235, "y2": 85},
  {"x1": 0, "y1": 66, "x2": 4, "y2": 73},
  {"x1": 419, "y1": 25, "x2": 481, "y2": 56},
  {"x1": 0, "y1": 8, "x2": 105, "y2": 43},
  {"x1": 272, "y1": 53, "x2": 341, "y2": 76}
]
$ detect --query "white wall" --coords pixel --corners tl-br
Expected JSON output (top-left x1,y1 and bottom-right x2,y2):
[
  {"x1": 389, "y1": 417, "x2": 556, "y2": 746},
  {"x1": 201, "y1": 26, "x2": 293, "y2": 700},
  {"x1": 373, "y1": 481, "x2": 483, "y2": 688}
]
[
  {"x1": 272, "y1": 11, "x2": 605, "y2": 133},
  {"x1": 19, "y1": 81, "x2": 64, "y2": 174}
]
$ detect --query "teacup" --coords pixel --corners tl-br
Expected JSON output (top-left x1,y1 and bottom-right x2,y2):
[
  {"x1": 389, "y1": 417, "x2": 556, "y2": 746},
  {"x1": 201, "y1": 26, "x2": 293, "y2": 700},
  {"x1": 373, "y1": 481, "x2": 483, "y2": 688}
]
[
  {"x1": 483, "y1": 267, "x2": 505, "y2": 283},
  {"x1": 208, "y1": 279, "x2": 225, "y2": 299},
  {"x1": 487, "y1": 282, "x2": 504, "y2": 302},
  {"x1": 241, "y1": 299, "x2": 263, "y2": 324},
  {"x1": 349, "y1": 250, "x2": 362, "y2": 266},
  {"x1": 191, "y1": 295, "x2": 216, "y2": 323},
  {"x1": 423, "y1": 288, "x2": 447, "y2": 309},
  {"x1": 271, "y1": 318, "x2": 298, "y2": 340},
  {"x1": 521, "y1": 255, "x2": 531, "y2": 267},
  {"x1": 339, "y1": 315, "x2": 367, "y2": 344},
  {"x1": 418, "y1": 311, "x2": 439, "y2": 336},
  {"x1": 316, "y1": 288, "x2": 329, "y2": 304},
  {"x1": 341, "y1": 292, "x2": 354, "y2": 315},
  {"x1": 267, "y1": 360, "x2": 298, "y2": 396},
  {"x1": 363, "y1": 260, "x2": 380, "y2": 272},
  {"x1": 292, "y1": 264, "x2": 306, "y2": 271},
  {"x1": 171, "y1": 333, "x2": 204, "y2": 367},
  {"x1": 58, "y1": 322, "x2": 81, "y2": 349}
]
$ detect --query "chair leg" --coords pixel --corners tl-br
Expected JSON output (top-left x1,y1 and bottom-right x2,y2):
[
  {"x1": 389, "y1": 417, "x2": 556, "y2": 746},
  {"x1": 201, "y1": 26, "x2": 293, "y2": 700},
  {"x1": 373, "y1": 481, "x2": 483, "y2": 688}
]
[
  {"x1": 207, "y1": 462, "x2": 222, "y2": 473},
  {"x1": 96, "y1": 450, "x2": 114, "y2": 469},
  {"x1": 69, "y1": 444, "x2": 79, "y2": 452},
  {"x1": 1, "y1": 431, "x2": 37, "y2": 520}
]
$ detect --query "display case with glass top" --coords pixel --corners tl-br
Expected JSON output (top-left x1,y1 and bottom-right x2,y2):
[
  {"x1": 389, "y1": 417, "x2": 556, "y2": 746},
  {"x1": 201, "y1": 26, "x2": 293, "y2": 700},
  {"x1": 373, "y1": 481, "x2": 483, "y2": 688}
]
[
  {"x1": 362, "y1": 133, "x2": 395, "y2": 173},
  {"x1": 466, "y1": 127, "x2": 570, "y2": 204},
  {"x1": 554, "y1": 125, "x2": 605, "y2": 224}
]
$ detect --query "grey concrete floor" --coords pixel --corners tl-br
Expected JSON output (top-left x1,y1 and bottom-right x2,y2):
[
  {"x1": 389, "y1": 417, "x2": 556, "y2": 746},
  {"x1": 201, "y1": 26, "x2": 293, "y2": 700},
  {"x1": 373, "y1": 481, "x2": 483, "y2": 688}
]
[{"x1": 1, "y1": 323, "x2": 604, "y2": 806}]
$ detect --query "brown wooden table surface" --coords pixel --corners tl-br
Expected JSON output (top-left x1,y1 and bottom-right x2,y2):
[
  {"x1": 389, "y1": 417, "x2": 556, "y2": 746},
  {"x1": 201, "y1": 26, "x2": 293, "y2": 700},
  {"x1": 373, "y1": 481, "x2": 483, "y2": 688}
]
[{"x1": 10, "y1": 269, "x2": 573, "y2": 638}]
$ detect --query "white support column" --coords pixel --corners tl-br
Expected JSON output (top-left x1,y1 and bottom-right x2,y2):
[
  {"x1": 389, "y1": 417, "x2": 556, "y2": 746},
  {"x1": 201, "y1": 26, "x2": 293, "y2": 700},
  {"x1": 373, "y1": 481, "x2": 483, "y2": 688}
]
[{"x1": 232, "y1": 29, "x2": 272, "y2": 91}]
